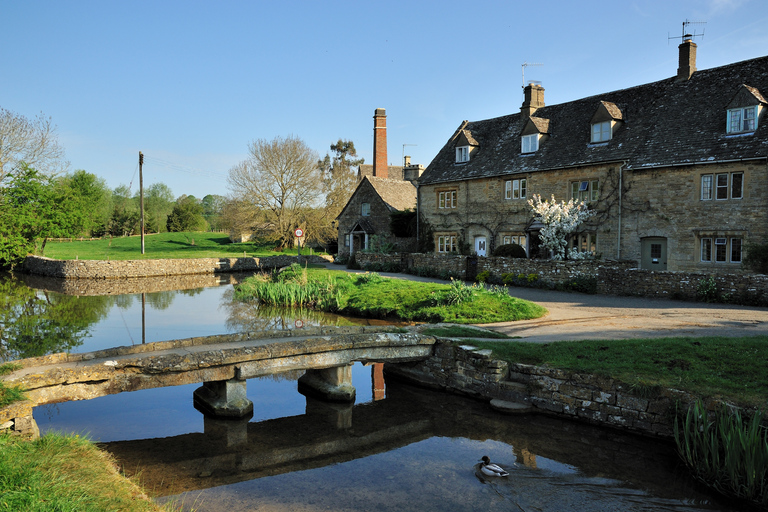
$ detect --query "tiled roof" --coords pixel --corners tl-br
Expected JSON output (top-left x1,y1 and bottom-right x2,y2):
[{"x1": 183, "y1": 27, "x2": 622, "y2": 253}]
[
  {"x1": 367, "y1": 176, "x2": 417, "y2": 211},
  {"x1": 420, "y1": 55, "x2": 768, "y2": 186}
]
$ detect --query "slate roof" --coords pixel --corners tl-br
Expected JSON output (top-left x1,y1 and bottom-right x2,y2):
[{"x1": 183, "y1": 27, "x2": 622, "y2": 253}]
[
  {"x1": 420, "y1": 55, "x2": 768, "y2": 186},
  {"x1": 358, "y1": 164, "x2": 405, "y2": 181}
]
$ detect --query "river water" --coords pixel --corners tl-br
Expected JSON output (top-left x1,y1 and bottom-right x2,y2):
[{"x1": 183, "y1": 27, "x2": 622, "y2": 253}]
[{"x1": 2, "y1": 272, "x2": 740, "y2": 511}]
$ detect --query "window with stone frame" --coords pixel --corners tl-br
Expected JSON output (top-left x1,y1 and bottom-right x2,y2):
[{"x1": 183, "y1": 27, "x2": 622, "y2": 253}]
[
  {"x1": 438, "y1": 189, "x2": 457, "y2": 209},
  {"x1": 437, "y1": 234, "x2": 458, "y2": 253},
  {"x1": 361, "y1": 202, "x2": 371, "y2": 216},
  {"x1": 701, "y1": 236, "x2": 742, "y2": 263},
  {"x1": 504, "y1": 178, "x2": 527, "y2": 200},
  {"x1": 502, "y1": 234, "x2": 526, "y2": 250},
  {"x1": 570, "y1": 180, "x2": 599, "y2": 202},
  {"x1": 569, "y1": 233, "x2": 596, "y2": 254},
  {"x1": 706, "y1": 172, "x2": 744, "y2": 200}
]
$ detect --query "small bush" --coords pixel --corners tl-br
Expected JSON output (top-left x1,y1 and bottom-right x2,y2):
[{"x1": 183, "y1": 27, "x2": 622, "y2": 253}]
[
  {"x1": 475, "y1": 270, "x2": 490, "y2": 283},
  {"x1": 697, "y1": 276, "x2": 719, "y2": 303},
  {"x1": 355, "y1": 272, "x2": 383, "y2": 285},
  {"x1": 743, "y1": 240, "x2": 768, "y2": 274},
  {"x1": 492, "y1": 243, "x2": 527, "y2": 258}
]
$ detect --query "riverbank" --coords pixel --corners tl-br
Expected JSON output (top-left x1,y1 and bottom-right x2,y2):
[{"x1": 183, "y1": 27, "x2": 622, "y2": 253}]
[{"x1": 0, "y1": 432, "x2": 172, "y2": 511}]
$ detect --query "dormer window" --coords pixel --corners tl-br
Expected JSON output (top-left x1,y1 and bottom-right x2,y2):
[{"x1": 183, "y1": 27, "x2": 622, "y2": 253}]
[
  {"x1": 727, "y1": 106, "x2": 758, "y2": 133},
  {"x1": 591, "y1": 120, "x2": 612, "y2": 142},
  {"x1": 725, "y1": 85, "x2": 765, "y2": 134},
  {"x1": 520, "y1": 117, "x2": 548, "y2": 154},
  {"x1": 456, "y1": 145, "x2": 469, "y2": 163},
  {"x1": 590, "y1": 101, "x2": 622, "y2": 144},
  {"x1": 521, "y1": 134, "x2": 539, "y2": 153}
]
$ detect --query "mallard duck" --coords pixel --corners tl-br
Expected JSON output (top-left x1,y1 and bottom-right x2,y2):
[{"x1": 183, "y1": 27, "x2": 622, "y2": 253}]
[{"x1": 479, "y1": 455, "x2": 509, "y2": 477}]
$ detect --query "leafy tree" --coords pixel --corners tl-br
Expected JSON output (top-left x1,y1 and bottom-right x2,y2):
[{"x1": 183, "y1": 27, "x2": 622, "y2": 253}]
[
  {"x1": 166, "y1": 195, "x2": 208, "y2": 232},
  {"x1": 528, "y1": 194, "x2": 595, "y2": 260},
  {"x1": 0, "y1": 107, "x2": 67, "y2": 181},
  {"x1": 108, "y1": 184, "x2": 139, "y2": 236},
  {"x1": 314, "y1": 139, "x2": 364, "y2": 244},
  {"x1": 142, "y1": 182, "x2": 175, "y2": 233},
  {"x1": 56, "y1": 170, "x2": 112, "y2": 237},
  {"x1": 227, "y1": 135, "x2": 321, "y2": 248},
  {"x1": 201, "y1": 194, "x2": 226, "y2": 230},
  {"x1": 0, "y1": 164, "x2": 85, "y2": 266}
]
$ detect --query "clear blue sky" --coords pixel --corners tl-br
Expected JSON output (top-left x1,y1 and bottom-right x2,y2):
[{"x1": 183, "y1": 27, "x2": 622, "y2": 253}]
[{"x1": 2, "y1": 0, "x2": 766, "y2": 199}]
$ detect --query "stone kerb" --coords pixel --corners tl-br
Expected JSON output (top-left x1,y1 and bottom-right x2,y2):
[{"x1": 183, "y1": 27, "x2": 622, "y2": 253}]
[
  {"x1": 386, "y1": 341, "x2": 715, "y2": 439},
  {"x1": 22, "y1": 254, "x2": 333, "y2": 279}
]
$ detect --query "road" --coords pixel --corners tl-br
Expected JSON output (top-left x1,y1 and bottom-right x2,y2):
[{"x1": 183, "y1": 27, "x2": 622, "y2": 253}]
[{"x1": 323, "y1": 263, "x2": 768, "y2": 343}]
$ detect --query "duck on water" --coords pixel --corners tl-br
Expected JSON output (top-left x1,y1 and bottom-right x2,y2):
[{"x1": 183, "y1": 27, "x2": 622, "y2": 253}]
[{"x1": 479, "y1": 456, "x2": 509, "y2": 477}]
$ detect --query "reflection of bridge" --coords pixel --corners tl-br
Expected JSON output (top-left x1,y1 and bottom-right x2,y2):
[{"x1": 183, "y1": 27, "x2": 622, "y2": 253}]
[{"x1": 2, "y1": 326, "x2": 435, "y2": 436}]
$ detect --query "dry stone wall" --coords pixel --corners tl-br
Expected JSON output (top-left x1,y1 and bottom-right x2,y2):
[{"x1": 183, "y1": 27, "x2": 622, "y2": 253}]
[
  {"x1": 387, "y1": 341, "x2": 709, "y2": 439},
  {"x1": 354, "y1": 252, "x2": 768, "y2": 301},
  {"x1": 21, "y1": 255, "x2": 332, "y2": 279}
]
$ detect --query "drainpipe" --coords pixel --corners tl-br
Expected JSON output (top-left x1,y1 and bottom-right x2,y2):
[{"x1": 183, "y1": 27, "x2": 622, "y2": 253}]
[{"x1": 416, "y1": 181, "x2": 421, "y2": 250}]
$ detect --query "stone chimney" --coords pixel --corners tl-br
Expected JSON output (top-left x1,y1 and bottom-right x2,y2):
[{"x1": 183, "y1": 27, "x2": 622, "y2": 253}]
[
  {"x1": 677, "y1": 36, "x2": 697, "y2": 81},
  {"x1": 521, "y1": 84, "x2": 545, "y2": 120},
  {"x1": 403, "y1": 155, "x2": 411, "y2": 167},
  {"x1": 373, "y1": 108, "x2": 388, "y2": 178}
]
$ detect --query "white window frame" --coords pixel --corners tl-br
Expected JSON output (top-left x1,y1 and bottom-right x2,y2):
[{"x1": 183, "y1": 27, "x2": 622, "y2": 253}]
[
  {"x1": 715, "y1": 237, "x2": 728, "y2": 262},
  {"x1": 437, "y1": 235, "x2": 457, "y2": 253},
  {"x1": 700, "y1": 238, "x2": 712, "y2": 262},
  {"x1": 505, "y1": 178, "x2": 527, "y2": 200},
  {"x1": 361, "y1": 203, "x2": 370, "y2": 216},
  {"x1": 731, "y1": 172, "x2": 744, "y2": 200},
  {"x1": 570, "y1": 233, "x2": 596, "y2": 253},
  {"x1": 438, "y1": 190, "x2": 457, "y2": 209},
  {"x1": 571, "y1": 180, "x2": 598, "y2": 202},
  {"x1": 727, "y1": 106, "x2": 758, "y2": 134},
  {"x1": 715, "y1": 174, "x2": 729, "y2": 200},
  {"x1": 456, "y1": 146, "x2": 469, "y2": 163},
  {"x1": 591, "y1": 121, "x2": 612, "y2": 142},
  {"x1": 701, "y1": 174, "x2": 713, "y2": 200},
  {"x1": 521, "y1": 134, "x2": 539, "y2": 154}
]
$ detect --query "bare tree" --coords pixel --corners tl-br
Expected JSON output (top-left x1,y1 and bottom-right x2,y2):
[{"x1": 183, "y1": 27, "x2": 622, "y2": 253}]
[
  {"x1": 227, "y1": 135, "x2": 321, "y2": 247},
  {"x1": 0, "y1": 108, "x2": 67, "y2": 182}
]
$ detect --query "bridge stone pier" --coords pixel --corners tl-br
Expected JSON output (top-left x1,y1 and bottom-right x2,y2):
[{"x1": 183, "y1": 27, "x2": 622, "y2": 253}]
[{"x1": 1, "y1": 326, "x2": 436, "y2": 438}]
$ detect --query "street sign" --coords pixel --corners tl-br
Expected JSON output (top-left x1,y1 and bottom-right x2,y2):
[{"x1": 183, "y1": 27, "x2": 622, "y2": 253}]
[{"x1": 295, "y1": 228, "x2": 304, "y2": 238}]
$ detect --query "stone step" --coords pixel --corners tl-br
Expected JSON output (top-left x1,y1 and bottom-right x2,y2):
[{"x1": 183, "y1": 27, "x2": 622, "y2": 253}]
[
  {"x1": 498, "y1": 381, "x2": 530, "y2": 403},
  {"x1": 490, "y1": 399, "x2": 533, "y2": 414}
]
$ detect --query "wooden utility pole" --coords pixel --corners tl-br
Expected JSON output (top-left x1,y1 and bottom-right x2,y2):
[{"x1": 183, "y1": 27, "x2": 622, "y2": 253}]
[{"x1": 139, "y1": 151, "x2": 145, "y2": 254}]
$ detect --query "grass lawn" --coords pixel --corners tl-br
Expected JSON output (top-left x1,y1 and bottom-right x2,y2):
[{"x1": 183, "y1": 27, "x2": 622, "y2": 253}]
[
  {"x1": 466, "y1": 336, "x2": 768, "y2": 409},
  {"x1": 41, "y1": 232, "x2": 318, "y2": 260},
  {"x1": 0, "y1": 433, "x2": 173, "y2": 511},
  {"x1": 234, "y1": 267, "x2": 548, "y2": 324}
]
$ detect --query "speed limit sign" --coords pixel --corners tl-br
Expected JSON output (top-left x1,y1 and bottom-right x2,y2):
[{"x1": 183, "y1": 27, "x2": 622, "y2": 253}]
[{"x1": 295, "y1": 228, "x2": 304, "y2": 238}]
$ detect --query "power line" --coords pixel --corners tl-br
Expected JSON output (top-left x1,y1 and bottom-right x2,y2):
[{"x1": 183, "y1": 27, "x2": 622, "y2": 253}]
[{"x1": 142, "y1": 155, "x2": 228, "y2": 180}]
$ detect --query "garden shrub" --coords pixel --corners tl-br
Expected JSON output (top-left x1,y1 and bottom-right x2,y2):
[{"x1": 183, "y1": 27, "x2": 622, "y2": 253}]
[
  {"x1": 475, "y1": 270, "x2": 490, "y2": 283},
  {"x1": 697, "y1": 276, "x2": 719, "y2": 303},
  {"x1": 743, "y1": 240, "x2": 768, "y2": 274},
  {"x1": 492, "y1": 243, "x2": 527, "y2": 258}
]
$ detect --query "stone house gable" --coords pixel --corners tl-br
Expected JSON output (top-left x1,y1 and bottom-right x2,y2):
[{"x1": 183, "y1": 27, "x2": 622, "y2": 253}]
[
  {"x1": 419, "y1": 51, "x2": 768, "y2": 271},
  {"x1": 336, "y1": 176, "x2": 416, "y2": 256}
]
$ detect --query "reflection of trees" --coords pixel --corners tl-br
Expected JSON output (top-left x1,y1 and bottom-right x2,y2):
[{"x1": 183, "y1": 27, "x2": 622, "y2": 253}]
[
  {"x1": 144, "y1": 290, "x2": 175, "y2": 310},
  {"x1": 0, "y1": 274, "x2": 113, "y2": 362},
  {"x1": 220, "y1": 288, "x2": 360, "y2": 333}
]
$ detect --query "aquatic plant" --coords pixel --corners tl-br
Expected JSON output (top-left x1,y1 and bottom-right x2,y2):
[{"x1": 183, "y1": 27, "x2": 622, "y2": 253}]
[{"x1": 674, "y1": 400, "x2": 768, "y2": 506}]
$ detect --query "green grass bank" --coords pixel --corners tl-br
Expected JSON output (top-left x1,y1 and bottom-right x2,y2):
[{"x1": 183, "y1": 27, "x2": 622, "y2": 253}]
[
  {"x1": 42, "y1": 231, "x2": 316, "y2": 261},
  {"x1": 233, "y1": 265, "x2": 548, "y2": 324}
]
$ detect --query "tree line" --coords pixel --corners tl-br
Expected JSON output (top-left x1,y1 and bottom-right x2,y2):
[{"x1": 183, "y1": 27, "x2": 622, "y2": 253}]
[{"x1": 0, "y1": 107, "x2": 363, "y2": 268}]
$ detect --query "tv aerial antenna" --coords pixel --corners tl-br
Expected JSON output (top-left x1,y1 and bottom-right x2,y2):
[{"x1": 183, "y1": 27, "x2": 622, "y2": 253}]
[
  {"x1": 669, "y1": 19, "x2": 706, "y2": 44},
  {"x1": 522, "y1": 62, "x2": 543, "y2": 88}
]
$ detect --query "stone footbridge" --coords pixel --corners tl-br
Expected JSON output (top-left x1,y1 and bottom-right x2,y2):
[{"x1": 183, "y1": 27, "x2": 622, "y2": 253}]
[{"x1": 1, "y1": 326, "x2": 436, "y2": 438}]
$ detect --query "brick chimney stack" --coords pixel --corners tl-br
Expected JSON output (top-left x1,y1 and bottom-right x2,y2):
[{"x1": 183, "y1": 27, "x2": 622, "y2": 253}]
[
  {"x1": 521, "y1": 84, "x2": 545, "y2": 120},
  {"x1": 677, "y1": 36, "x2": 697, "y2": 81},
  {"x1": 373, "y1": 108, "x2": 388, "y2": 178}
]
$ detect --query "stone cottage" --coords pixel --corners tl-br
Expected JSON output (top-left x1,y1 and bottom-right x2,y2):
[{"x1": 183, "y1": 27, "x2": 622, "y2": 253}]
[
  {"x1": 336, "y1": 109, "x2": 423, "y2": 256},
  {"x1": 417, "y1": 39, "x2": 767, "y2": 272}
]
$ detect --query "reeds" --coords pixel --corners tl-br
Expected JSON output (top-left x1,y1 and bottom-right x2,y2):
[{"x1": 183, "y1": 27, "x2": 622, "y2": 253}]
[{"x1": 674, "y1": 400, "x2": 768, "y2": 505}]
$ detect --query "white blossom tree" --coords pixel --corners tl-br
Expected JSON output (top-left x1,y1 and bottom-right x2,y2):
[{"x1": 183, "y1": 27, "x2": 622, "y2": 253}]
[{"x1": 528, "y1": 194, "x2": 595, "y2": 260}]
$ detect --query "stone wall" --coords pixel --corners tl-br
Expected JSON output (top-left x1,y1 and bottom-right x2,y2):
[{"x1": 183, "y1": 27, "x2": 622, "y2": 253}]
[
  {"x1": 21, "y1": 254, "x2": 332, "y2": 279},
  {"x1": 387, "y1": 341, "x2": 717, "y2": 439},
  {"x1": 354, "y1": 252, "x2": 768, "y2": 301}
]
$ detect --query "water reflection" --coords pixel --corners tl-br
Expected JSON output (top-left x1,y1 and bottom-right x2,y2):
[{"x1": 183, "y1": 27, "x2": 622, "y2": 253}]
[
  {"x1": 2, "y1": 272, "x2": 392, "y2": 361},
  {"x1": 89, "y1": 376, "x2": 732, "y2": 512}
]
